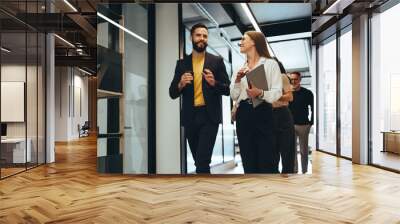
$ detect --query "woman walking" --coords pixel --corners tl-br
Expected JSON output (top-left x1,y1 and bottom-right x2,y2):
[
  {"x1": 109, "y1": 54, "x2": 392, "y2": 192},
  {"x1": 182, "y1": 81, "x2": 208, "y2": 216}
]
[
  {"x1": 230, "y1": 31, "x2": 282, "y2": 173},
  {"x1": 272, "y1": 58, "x2": 296, "y2": 173}
]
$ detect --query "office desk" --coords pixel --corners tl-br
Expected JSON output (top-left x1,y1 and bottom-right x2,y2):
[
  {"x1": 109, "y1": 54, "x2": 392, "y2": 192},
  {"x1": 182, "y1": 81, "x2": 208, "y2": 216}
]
[
  {"x1": 1, "y1": 138, "x2": 31, "y2": 163},
  {"x1": 382, "y1": 131, "x2": 400, "y2": 154}
]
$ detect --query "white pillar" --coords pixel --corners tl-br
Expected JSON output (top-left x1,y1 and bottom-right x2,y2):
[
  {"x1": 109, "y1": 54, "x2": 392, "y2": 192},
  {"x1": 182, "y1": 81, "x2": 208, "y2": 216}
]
[
  {"x1": 352, "y1": 14, "x2": 369, "y2": 164},
  {"x1": 156, "y1": 3, "x2": 181, "y2": 174},
  {"x1": 46, "y1": 32, "x2": 55, "y2": 163}
]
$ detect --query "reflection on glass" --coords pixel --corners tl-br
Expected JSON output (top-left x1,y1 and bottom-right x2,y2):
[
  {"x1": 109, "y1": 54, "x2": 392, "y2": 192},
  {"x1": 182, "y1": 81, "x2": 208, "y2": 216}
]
[
  {"x1": 317, "y1": 38, "x2": 337, "y2": 154},
  {"x1": 123, "y1": 4, "x2": 149, "y2": 174},
  {"x1": 340, "y1": 29, "x2": 352, "y2": 158}
]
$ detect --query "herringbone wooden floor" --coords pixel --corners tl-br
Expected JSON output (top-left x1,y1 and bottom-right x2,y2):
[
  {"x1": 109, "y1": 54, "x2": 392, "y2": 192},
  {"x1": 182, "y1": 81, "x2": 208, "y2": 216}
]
[{"x1": 1, "y1": 136, "x2": 400, "y2": 223}]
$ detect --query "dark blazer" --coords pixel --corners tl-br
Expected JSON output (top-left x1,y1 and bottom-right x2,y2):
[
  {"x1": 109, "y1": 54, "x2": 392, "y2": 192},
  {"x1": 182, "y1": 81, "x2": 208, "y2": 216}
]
[{"x1": 169, "y1": 52, "x2": 230, "y2": 126}]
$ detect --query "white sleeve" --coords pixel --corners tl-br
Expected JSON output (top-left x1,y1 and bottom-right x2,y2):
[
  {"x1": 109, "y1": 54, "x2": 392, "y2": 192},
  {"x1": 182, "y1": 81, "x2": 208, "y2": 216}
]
[
  {"x1": 260, "y1": 61, "x2": 282, "y2": 103},
  {"x1": 230, "y1": 69, "x2": 242, "y2": 101}
]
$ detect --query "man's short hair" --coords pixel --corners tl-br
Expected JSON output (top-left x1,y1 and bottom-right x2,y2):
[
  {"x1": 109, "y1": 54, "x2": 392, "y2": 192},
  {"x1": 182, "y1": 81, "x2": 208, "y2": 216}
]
[
  {"x1": 190, "y1": 23, "x2": 208, "y2": 35},
  {"x1": 291, "y1": 71, "x2": 301, "y2": 78}
]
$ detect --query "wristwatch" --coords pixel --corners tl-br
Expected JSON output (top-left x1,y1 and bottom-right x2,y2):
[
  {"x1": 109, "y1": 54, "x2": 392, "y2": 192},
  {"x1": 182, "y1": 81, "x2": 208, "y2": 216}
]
[{"x1": 258, "y1": 90, "x2": 264, "y2": 99}]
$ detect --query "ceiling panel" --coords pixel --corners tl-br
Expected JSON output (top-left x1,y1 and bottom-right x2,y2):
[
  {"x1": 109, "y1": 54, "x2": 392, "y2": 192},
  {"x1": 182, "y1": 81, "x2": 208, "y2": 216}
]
[
  {"x1": 233, "y1": 3, "x2": 311, "y2": 26},
  {"x1": 270, "y1": 39, "x2": 311, "y2": 71},
  {"x1": 221, "y1": 26, "x2": 242, "y2": 40},
  {"x1": 201, "y1": 3, "x2": 233, "y2": 26},
  {"x1": 249, "y1": 3, "x2": 311, "y2": 24}
]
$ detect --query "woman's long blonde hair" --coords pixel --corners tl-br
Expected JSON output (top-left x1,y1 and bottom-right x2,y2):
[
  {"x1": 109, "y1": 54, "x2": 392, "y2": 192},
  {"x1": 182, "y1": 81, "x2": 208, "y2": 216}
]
[{"x1": 244, "y1": 31, "x2": 272, "y2": 59}]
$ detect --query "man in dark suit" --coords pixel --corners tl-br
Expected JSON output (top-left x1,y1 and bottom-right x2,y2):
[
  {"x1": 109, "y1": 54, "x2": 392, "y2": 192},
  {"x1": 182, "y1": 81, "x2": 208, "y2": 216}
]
[{"x1": 169, "y1": 23, "x2": 230, "y2": 174}]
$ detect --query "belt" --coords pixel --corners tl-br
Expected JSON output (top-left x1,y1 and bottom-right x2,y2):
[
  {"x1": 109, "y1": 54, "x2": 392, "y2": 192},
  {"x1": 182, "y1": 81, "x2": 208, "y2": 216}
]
[
  {"x1": 272, "y1": 106, "x2": 288, "y2": 111},
  {"x1": 194, "y1": 105, "x2": 206, "y2": 110}
]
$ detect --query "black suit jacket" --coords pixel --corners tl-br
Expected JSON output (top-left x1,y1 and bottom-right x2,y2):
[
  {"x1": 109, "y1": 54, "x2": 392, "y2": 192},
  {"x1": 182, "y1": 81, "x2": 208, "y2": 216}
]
[{"x1": 169, "y1": 52, "x2": 230, "y2": 126}]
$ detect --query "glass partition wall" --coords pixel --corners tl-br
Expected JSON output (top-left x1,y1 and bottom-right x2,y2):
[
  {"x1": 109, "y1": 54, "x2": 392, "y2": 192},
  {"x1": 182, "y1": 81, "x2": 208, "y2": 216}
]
[
  {"x1": 97, "y1": 4, "x2": 151, "y2": 174},
  {"x1": 316, "y1": 0, "x2": 400, "y2": 172},
  {"x1": 316, "y1": 25, "x2": 353, "y2": 159},
  {"x1": 0, "y1": 2, "x2": 46, "y2": 179},
  {"x1": 370, "y1": 3, "x2": 400, "y2": 171},
  {"x1": 317, "y1": 35, "x2": 337, "y2": 155},
  {"x1": 339, "y1": 27, "x2": 352, "y2": 159}
]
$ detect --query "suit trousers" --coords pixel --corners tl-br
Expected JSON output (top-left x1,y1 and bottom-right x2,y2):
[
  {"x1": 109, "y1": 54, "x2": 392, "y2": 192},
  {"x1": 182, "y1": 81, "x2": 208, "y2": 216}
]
[
  {"x1": 272, "y1": 106, "x2": 296, "y2": 173},
  {"x1": 294, "y1": 124, "x2": 312, "y2": 174},
  {"x1": 185, "y1": 106, "x2": 219, "y2": 174},
  {"x1": 236, "y1": 101, "x2": 279, "y2": 174}
]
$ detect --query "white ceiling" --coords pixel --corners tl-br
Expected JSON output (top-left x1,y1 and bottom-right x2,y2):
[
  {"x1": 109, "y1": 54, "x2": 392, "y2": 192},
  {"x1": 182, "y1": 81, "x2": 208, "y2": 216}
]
[
  {"x1": 181, "y1": 3, "x2": 312, "y2": 72},
  {"x1": 233, "y1": 3, "x2": 311, "y2": 25}
]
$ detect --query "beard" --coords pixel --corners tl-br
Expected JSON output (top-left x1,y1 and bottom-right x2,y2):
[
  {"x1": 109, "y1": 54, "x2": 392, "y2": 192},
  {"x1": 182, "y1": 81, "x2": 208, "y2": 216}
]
[{"x1": 192, "y1": 40, "x2": 207, "y2": 52}]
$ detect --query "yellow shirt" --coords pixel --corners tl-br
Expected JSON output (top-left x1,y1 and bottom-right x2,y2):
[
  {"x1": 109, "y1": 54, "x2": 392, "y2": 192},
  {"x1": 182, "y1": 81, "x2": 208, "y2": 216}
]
[{"x1": 192, "y1": 53, "x2": 206, "y2": 106}]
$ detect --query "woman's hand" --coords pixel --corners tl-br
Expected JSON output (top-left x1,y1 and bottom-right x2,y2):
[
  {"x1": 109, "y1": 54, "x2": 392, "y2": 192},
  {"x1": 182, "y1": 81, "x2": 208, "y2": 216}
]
[
  {"x1": 235, "y1": 67, "x2": 249, "y2": 83},
  {"x1": 246, "y1": 84, "x2": 263, "y2": 99}
]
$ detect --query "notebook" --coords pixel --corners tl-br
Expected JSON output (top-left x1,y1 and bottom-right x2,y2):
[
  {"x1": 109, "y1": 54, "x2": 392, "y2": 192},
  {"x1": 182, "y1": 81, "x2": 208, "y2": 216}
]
[{"x1": 246, "y1": 64, "x2": 268, "y2": 108}]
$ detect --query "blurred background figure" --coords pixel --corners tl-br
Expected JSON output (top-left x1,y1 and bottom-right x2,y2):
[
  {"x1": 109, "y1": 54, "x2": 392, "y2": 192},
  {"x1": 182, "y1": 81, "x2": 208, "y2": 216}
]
[
  {"x1": 272, "y1": 58, "x2": 296, "y2": 174},
  {"x1": 289, "y1": 72, "x2": 314, "y2": 174}
]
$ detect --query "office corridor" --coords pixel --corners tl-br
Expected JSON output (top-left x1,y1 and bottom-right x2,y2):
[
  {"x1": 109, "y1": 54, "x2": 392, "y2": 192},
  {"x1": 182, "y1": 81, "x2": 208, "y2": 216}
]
[{"x1": 0, "y1": 137, "x2": 399, "y2": 223}]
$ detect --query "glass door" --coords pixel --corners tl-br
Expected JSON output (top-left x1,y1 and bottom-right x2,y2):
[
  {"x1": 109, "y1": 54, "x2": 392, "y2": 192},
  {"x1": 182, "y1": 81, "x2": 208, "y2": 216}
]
[
  {"x1": 339, "y1": 27, "x2": 352, "y2": 159},
  {"x1": 317, "y1": 36, "x2": 337, "y2": 154},
  {"x1": 122, "y1": 4, "x2": 149, "y2": 174}
]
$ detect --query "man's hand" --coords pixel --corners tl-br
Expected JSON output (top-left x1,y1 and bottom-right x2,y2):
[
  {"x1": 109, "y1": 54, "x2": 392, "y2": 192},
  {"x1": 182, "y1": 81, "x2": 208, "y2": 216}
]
[
  {"x1": 178, "y1": 72, "x2": 193, "y2": 90},
  {"x1": 246, "y1": 83, "x2": 263, "y2": 99},
  {"x1": 203, "y1": 69, "x2": 216, "y2": 87}
]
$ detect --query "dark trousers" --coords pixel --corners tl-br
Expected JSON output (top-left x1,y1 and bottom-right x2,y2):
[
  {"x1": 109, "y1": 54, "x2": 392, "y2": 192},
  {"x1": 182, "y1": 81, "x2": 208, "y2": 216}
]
[
  {"x1": 272, "y1": 107, "x2": 296, "y2": 173},
  {"x1": 236, "y1": 101, "x2": 279, "y2": 174},
  {"x1": 185, "y1": 106, "x2": 219, "y2": 174}
]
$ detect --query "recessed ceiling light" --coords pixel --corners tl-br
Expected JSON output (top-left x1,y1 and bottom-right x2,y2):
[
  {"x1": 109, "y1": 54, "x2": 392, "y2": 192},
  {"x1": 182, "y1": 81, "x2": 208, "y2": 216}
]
[
  {"x1": 322, "y1": 0, "x2": 346, "y2": 15},
  {"x1": 63, "y1": 0, "x2": 78, "y2": 12},
  {"x1": 54, "y1": 34, "x2": 75, "y2": 48},
  {"x1": 240, "y1": 3, "x2": 274, "y2": 57},
  {"x1": 78, "y1": 67, "x2": 94, "y2": 76},
  {"x1": 1, "y1": 47, "x2": 11, "y2": 53},
  {"x1": 97, "y1": 12, "x2": 148, "y2": 44}
]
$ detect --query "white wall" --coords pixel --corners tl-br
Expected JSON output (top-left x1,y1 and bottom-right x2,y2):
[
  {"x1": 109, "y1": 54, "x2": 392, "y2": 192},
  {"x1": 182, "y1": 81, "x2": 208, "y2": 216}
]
[
  {"x1": 55, "y1": 66, "x2": 69, "y2": 141},
  {"x1": 1, "y1": 65, "x2": 27, "y2": 137},
  {"x1": 156, "y1": 3, "x2": 181, "y2": 174},
  {"x1": 71, "y1": 73, "x2": 89, "y2": 138},
  {"x1": 1, "y1": 65, "x2": 40, "y2": 138},
  {"x1": 54, "y1": 67, "x2": 89, "y2": 141}
]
